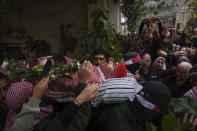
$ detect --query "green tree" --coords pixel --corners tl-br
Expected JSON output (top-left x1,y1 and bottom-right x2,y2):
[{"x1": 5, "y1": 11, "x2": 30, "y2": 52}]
[
  {"x1": 121, "y1": 0, "x2": 178, "y2": 33},
  {"x1": 121, "y1": 0, "x2": 148, "y2": 33},
  {"x1": 79, "y1": 0, "x2": 122, "y2": 61}
]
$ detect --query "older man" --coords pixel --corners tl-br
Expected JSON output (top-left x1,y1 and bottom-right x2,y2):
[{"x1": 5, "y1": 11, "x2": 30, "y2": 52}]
[{"x1": 139, "y1": 53, "x2": 152, "y2": 83}]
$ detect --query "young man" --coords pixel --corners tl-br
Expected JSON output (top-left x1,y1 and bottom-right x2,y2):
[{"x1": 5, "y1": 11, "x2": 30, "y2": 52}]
[{"x1": 92, "y1": 49, "x2": 110, "y2": 66}]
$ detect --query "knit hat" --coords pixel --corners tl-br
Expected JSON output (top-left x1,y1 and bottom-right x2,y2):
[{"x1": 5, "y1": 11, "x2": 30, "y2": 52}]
[
  {"x1": 137, "y1": 81, "x2": 171, "y2": 114},
  {"x1": 123, "y1": 52, "x2": 146, "y2": 74},
  {"x1": 178, "y1": 51, "x2": 187, "y2": 58},
  {"x1": 177, "y1": 56, "x2": 191, "y2": 64}
]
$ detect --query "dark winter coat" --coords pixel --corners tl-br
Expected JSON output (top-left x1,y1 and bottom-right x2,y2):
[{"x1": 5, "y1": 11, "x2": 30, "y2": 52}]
[
  {"x1": 33, "y1": 83, "x2": 91, "y2": 131},
  {"x1": 164, "y1": 75, "x2": 192, "y2": 98}
]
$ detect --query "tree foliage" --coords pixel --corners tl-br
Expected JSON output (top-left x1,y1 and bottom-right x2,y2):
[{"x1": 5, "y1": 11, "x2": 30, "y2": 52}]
[
  {"x1": 147, "y1": 98, "x2": 197, "y2": 131},
  {"x1": 79, "y1": 0, "x2": 122, "y2": 61},
  {"x1": 121, "y1": 0, "x2": 147, "y2": 33},
  {"x1": 121, "y1": 0, "x2": 178, "y2": 33},
  {"x1": 4, "y1": 59, "x2": 79, "y2": 82}
]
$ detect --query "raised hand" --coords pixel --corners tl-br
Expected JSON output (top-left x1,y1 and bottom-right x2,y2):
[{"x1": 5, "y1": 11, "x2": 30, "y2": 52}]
[
  {"x1": 74, "y1": 83, "x2": 99, "y2": 106},
  {"x1": 32, "y1": 76, "x2": 49, "y2": 100},
  {"x1": 78, "y1": 60, "x2": 93, "y2": 84},
  {"x1": 182, "y1": 113, "x2": 197, "y2": 129},
  {"x1": 105, "y1": 57, "x2": 115, "y2": 72}
]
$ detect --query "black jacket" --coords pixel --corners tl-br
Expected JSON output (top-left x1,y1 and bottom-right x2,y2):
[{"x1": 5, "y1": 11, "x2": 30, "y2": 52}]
[
  {"x1": 164, "y1": 75, "x2": 192, "y2": 98},
  {"x1": 87, "y1": 99, "x2": 163, "y2": 131},
  {"x1": 33, "y1": 83, "x2": 91, "y2": 131},
  {"x1": 0, "y1": 104, "x2": 9, "y2": 131}
]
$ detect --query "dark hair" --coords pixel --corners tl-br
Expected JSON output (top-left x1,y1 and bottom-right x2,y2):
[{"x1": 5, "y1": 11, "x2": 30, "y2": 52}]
[
  {"x1": 0, "y1": 73, "x2": 7, "y2": 81},
  {"x1": 140, "y1": 52, "x2": 151, "y2": 59},
  {"x1": 92, "y1": 49, "x2": 110, "y2": 59}
]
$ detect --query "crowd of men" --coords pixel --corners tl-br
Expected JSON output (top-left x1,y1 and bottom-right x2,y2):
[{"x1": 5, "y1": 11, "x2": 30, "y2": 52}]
[{"x1": 0, "y1": 17, "x2": 197, "y2": 131}]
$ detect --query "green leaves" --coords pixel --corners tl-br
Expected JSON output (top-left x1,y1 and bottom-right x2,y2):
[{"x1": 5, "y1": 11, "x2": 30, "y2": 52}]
[
  {"x1": 79, "y1": 1, "x2": 123, "y2": 62},
  {"x1": 162, "y1": 114, "x2": 179, "y2": 131},
  {"x1": 146, "y1": 123, "x2": 157, "y2": 131},
  {"x1": 147, "y1": 97, "x2": 197, "y2": 131},
  {"x1": 146, "y1": 114, "x2": 194, "y2": 131},
  {"x1": 121, "y1": 0, "x2": 178, "y2": 33},
  {"x1": 170, "y1": 98, "x2": 197, "y2": 116},
  {"x1": 6, "y1": 59, "x2": 79, "y2": 82},
  {"x1": 121, "y1": 0, "x2": 147, "y2": 33},
  {"x1": 162, "y1": 114, "x2": 193, "y2": 131}
]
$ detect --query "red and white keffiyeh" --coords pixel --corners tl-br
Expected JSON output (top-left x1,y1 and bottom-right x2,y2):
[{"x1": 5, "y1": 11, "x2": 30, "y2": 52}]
[
  {"x1": 5, "y1": 82, "x2": 33, "y2": 131},
  {"x1": 51, "y1": 75, "x2": 77, "y2": 92},
  {"x1": 123, "y1": 55, "x2": 142, "y2": 65},
  {"x1": 64, "y1": 56, "x2": 73, "y2": 64},
  {"x1": 33, "y1": 75, "x2": 78, "y2": 129},
  {"x1": 99, "y1": 64, "x2": 118, "y2": 79}
]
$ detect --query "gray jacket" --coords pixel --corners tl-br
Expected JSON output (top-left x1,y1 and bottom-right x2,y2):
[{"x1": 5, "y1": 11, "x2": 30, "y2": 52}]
[{"x1": 8, "y1": 97, "x2": 41, "y2": 131}]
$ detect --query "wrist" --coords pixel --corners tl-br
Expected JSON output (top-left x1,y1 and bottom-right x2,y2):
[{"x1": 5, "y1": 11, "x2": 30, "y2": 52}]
[
  {"x1": 79, "y1": 79, "x2": 89, "y2": 84},
  {"x1": 32, "y1": 94, "x2": 42, "y2": 101},
  {"x1": 74, "y1": 98, "x2": 83, "y2": 106}
]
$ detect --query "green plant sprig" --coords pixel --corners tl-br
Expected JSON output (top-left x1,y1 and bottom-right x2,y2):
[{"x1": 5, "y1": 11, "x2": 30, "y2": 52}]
[{"x1": 5, "y1": 59, "x2": 79, "y2": 82}]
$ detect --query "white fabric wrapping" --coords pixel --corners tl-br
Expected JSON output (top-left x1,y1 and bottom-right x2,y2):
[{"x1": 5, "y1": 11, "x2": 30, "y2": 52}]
[
  {"x1": 135, "y1": 94, "x2": 156, "y2": 110},
  {"x1": 91, "y1": 67, "x2": 143, "y2": 107}
]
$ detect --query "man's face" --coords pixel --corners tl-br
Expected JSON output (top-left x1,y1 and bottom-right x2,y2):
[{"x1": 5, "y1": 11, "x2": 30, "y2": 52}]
[
  {"x1": 93, "y1": 54, "x2": 107, "y2": 66},
  {"x1": 0, "y1": 79, "x2": 8, "y2": 105},
  {"x1": 181, "y1": 48, "x2": 186, "y2": 52},
  {"x1": 176, "y1": 67, "x2": 186, "y2": 82},
  {"x1": 142, "y1": 54, "x2": 151, "y2": 68}
]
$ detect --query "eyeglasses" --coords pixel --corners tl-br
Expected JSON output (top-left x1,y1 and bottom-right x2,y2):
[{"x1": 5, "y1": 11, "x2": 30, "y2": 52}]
[{"x1": 94, "y1": 57, "x2": 106, "y2": 61}]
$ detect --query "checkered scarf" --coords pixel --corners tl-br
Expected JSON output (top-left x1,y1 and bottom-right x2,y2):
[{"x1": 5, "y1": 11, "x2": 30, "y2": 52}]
[
  {"x1": 51, "y1": 75, "x2": 77, "y2": 92},
  {"x1": 99, "y1": 64, "x2": 118, "y2": 79},
  {"x1": 33, "y1": 75, "x2": 79, "y2": 128},
  {"x1": 4, "y1": 82, "x2": 33, "y2": 131},
  {"x1": 46, "y1": 74, "x2": 78, "y2": 102}
]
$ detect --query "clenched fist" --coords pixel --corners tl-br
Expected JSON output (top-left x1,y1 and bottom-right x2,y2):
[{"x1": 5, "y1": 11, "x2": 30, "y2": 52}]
[{"x1": 32, "y1": 76, "x2": 49, "y2": 100}]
